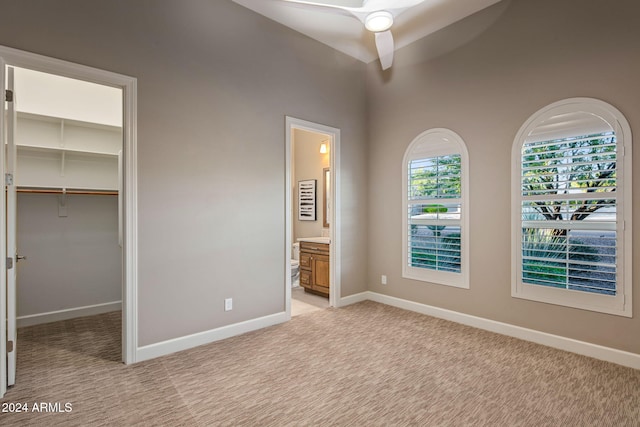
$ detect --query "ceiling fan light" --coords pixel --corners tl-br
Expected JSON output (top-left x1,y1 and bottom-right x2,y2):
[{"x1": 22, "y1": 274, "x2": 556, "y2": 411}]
[{"x1": 364, "y1": 11, "x2": 393, "y2": 32}]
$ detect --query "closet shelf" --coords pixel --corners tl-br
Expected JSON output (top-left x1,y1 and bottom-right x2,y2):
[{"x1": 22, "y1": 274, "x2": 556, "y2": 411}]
[
  {"x1": 17, "y1": 111, "x2": 122, "y2": 131},
  {"x1": 17, "y1": 186, "x2": 118, "y2": 196},
  {"x1": 14, "y1": 108, "x2": 121, "y2": 193},
  {"x1": 17, "y1": 144, "x2": 119, "y2": 158}
]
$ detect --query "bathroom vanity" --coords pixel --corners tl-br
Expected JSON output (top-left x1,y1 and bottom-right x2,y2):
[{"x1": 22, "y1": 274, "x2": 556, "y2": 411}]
[{"x1": 299, "y1": 239, "x2": 330, "y2": 297}]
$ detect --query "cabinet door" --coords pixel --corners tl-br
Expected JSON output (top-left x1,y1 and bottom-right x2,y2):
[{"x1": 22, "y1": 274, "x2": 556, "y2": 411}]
[{"x1": 312, "y1": 254, "x2": 330, "y2": 291}]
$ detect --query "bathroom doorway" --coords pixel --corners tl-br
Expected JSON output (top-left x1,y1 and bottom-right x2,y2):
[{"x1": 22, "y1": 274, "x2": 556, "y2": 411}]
[{"x1": 285, "y1": 117, "x2": 340, "y2": 316}]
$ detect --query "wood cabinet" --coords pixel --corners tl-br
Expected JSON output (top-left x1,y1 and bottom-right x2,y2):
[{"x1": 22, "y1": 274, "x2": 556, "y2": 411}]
[{"x1": 299, "y1": 241, "x2": 330, "y2": 297}]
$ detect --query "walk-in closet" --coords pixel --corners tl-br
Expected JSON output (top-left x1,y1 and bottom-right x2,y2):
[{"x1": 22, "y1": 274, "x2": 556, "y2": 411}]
[{"x1": 11, "y1": 67, "x2": 122, "y2": 335}]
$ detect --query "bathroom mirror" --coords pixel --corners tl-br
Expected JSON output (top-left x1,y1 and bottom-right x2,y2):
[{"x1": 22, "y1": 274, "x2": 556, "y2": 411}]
[{"x1": 323, "y1": 168, "x2": 330, "y2": 228}]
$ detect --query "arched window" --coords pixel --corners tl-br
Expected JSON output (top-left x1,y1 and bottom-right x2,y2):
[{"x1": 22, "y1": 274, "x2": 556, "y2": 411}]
[
  {"x1": 402, "y1": 129, "x2": 469, "y2": 288},
  {"x1": 511, "y1": 98, "x2": 632, "y2": 316}
]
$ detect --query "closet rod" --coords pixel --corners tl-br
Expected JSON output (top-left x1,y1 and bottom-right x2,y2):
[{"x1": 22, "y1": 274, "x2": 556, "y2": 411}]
[{"x1": 17, "y1": 188, "x2": 118, "y2": 196}]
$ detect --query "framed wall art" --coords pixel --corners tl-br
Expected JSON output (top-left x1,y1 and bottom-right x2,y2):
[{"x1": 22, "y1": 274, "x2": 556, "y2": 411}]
[{"x1": 298, "y1": 179, "x2": 317, "y2": 221}]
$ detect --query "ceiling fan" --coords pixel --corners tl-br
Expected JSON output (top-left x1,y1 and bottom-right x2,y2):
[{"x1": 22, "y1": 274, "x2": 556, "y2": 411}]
[{"x1": 281, "y1": 0, "x2": 426, "y2": 70}]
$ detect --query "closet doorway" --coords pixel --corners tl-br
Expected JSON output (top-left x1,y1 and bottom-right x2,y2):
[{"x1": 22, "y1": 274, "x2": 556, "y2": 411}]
[
  {"x1": 1, "y1": 46, "x2": 138, "y2": 398},
  {"x1": 14, "y1": 66, "x2": 121, "y2": 378}
]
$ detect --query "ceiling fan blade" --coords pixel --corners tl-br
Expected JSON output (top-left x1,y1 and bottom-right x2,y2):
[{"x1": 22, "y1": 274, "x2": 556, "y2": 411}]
[
  {"x1": 281, "y1": 0, "x2": 361, "y2": 19},
  {"x1": 388, "y1": 0, "x2": 425, "y2": 9},
  {"x1": 374, "y1": 30, "x2": 394, "y2": 70},
  {"x1": 364, "y1": 0, "x2": 426, "y2": 16}
]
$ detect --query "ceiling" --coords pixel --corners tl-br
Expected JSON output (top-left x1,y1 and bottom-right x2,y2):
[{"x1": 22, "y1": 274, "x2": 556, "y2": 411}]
[{"x1": 232, "y1": 0, "x2": 504, "y2": 64}]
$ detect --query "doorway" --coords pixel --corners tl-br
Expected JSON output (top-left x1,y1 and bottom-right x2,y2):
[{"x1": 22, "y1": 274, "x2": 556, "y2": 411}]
[
  {"x1": 12, "y1": 65, "x2": 122, "y2": 365},
  {"x1": 0, "y1": 46, "x2": 138, "y2": 398},
  {"x1": 285, "y1": 117, "x2": 340, "y2": 317}
]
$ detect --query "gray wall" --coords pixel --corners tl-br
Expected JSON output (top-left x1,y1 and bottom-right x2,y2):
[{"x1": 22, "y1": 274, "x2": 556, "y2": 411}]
[
  {"x1": 17, "y1": 194, "x2": 121, "y2": 316},
  {"x1": 366, "y1": 0, "x2": 640, "y2": 354},
  {"x1": 3, "y1": 0, "x2": 637, "y2": 357},
  {"x1": 0, "y1": 0, "x2": 368, "y2": 346}
]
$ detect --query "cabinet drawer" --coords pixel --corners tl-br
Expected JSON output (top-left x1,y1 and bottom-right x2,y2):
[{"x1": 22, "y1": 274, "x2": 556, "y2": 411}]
[
  {"x1": 300, "y1": 270, "x2": 311, "y2": 288},
  {"x1": 299, "y1": 241, "x2": 329, "y2": 255},
  {"x1": 299, "y1": 253, "x2": 312, "y2": 269}
]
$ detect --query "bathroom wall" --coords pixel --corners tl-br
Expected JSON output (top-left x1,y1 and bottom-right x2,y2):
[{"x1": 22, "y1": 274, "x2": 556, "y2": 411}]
[
  {"x1": 17, "y1": 193, "x2": 122, "y2": 325},
  {"x1": 293, "y1": 128, "x2": 330, "y2": 241}
]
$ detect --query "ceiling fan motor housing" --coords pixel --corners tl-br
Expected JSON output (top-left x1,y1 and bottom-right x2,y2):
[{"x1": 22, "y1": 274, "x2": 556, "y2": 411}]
[{"x1": 364, "y1": 10, "x2": 394, "y2": 32}]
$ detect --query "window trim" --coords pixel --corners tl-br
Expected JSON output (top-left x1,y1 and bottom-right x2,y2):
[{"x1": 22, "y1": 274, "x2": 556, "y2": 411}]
[
  {"x1": 402, "y1": 128, "x2": 469, "y2": 289},
  {"x1": 511, "y1": 98, "x2": 633, "y2": 317}
]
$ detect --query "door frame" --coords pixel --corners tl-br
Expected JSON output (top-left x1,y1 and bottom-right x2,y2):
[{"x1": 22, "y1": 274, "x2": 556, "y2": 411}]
[
  {"x1": 0, "y1": 45, "x2": 138, "y2": 397},
  {"x1": 285, "y1": 117, "x2": 341, "y2": 313}
]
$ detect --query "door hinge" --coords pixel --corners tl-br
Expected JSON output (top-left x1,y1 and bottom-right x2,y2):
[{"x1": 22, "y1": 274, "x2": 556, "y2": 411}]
[
  {"x1": 7, "y1": 340, "x2": 14, "y2": 353},
  {"x1": 6, "y1": 257, "x2": 13, "y2": 270},
  {"x1": 5, "y1": 173, "x2": 13, "y2": 186},
  {"x1": 5, "y1": 89, "x2": 13, "y2": 102}
]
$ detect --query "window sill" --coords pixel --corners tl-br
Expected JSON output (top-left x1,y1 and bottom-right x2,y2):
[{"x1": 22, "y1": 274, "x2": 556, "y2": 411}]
[
  {"x1": 403, "y1": 268, "x2": 469, "y2": 289},
  {"x1": 512, "y1": 282, "x2": 630, "y2": 317}
]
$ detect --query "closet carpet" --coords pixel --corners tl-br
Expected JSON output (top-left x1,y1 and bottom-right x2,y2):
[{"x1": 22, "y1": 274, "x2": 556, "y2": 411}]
[{"x1": 1, "y1": 302, "x2": 639, "y2": 426}]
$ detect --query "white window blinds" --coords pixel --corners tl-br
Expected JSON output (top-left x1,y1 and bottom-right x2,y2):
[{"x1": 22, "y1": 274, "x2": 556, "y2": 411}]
[
  {"x1": 520, "y1": 132, "x2": 617, "y2": 295},
  {"x1": 408, "y1": 155, "x2": 462, "y2": 273}
]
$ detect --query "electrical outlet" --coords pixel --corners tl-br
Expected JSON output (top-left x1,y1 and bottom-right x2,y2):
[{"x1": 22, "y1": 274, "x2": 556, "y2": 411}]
[
  {"x1": 381, "y1": 275, "x2": 387, "y2": 285},
  {"x1": 224, "y1": 298, "x2": 233, "y2": 311}
]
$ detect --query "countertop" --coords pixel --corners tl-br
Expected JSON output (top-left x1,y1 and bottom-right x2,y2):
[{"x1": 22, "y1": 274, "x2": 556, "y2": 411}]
[{"x1": 297, "y1": 237, "x2": 331, "y2": 244}]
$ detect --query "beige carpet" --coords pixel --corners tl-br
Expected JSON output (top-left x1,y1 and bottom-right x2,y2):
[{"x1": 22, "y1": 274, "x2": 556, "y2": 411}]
[{"x1": 2, "y1": 301, "x2": 639, "y2": 426}]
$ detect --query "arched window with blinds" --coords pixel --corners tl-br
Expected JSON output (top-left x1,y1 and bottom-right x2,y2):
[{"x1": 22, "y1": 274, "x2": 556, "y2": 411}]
[
  {"x1": 402, "y1": 129, "x2": 469, "y2": 289},
  {"x1": 511, "y1": 98, "x2": 632, "y2": 316}
]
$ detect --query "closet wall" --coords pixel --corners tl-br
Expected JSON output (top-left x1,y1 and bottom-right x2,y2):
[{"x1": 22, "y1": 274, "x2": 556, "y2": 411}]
[
  {"x1": 17, "y1": 193, "x2": 121, "y2": 325},
  {"x1": 13, "y1": 67, "x2": 123, "y2": 326}
]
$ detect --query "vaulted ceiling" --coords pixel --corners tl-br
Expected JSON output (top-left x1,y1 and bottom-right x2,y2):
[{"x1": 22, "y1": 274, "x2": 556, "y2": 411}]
[{"x1": 232, "y1": 0, "x2": 504, "y2": 64}]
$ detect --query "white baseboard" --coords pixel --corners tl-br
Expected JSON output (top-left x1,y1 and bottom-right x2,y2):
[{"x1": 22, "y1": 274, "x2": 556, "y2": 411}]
[
  {"x1": 366, "y1": 291, "x2": 640, "y2": 370},
  {"x1": 338, "y1": 291, "x2": 369, "y2": 307},
  {"x1": 136, "y1": 311, "x2": 289, "y2": 362},
  {"x1": 17, "y1": 301, "x2": 122, "y2": 328}
]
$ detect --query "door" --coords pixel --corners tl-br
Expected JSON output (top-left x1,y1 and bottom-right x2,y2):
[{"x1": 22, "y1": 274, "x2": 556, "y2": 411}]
[
  {"x1": 5, "y1": 66, "x2": 18, "y2": 386},
  {"x1": 0, "y1": 57, "x2": 6, "y2": 398}
]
